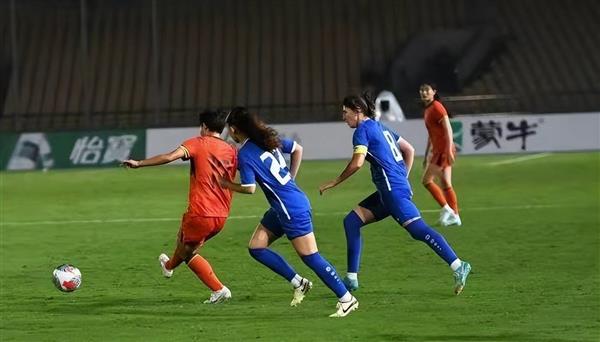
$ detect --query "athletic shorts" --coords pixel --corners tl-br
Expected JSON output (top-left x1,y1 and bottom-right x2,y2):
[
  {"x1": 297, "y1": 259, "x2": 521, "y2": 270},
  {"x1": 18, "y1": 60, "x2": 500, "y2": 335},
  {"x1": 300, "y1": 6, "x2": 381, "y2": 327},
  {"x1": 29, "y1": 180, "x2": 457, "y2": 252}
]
[
  {"x1": 358, "y1": 192, "x2": 389, "y2": 222},
  {"x1": 429, "y1": 146, "x2": 456, "y2": 169},
  {"x1": 379, "y1": 190, "x2": 422, "y2": 227},
  {"x1": 260, "y1": 208, "x2": 313, "y2": 240},
  {"x1": 178, "y1": 213, "x2": 226, "y2": 245}
]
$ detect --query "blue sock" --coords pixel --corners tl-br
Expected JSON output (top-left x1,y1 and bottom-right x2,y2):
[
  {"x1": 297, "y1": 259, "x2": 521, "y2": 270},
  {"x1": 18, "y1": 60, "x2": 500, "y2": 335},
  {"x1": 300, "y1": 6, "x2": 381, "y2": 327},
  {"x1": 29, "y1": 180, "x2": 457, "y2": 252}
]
[
  {"x1": 248, "y1": 248, "x2": 296, "y2": 282},
  {"x1": 404, "y1": 219, "x2": 458, "y2": 265},
  {"x1": 301, "y1": 252, "x2": 348, "y2": 298},
  {"x1": 344, "y1": 211, "x2": 364, "y2": 273}
]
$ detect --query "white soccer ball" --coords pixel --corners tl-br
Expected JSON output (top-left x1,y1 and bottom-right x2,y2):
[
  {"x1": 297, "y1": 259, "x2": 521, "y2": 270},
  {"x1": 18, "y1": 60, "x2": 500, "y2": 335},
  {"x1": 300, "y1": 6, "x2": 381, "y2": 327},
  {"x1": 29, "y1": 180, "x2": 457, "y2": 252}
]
[{"x1": 52, "y1": 264, "x2": 82, "y2": 292}]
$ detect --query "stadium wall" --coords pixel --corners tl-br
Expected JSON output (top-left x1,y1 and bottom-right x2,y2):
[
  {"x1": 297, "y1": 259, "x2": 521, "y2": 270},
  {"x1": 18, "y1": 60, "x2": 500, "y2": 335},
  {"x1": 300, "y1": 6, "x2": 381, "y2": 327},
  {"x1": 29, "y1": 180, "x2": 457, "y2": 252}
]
[
  {"x1": 147, "y1": 112, "x2": 600, "y2": 162},
  {"x1": 1, "y1": 113, "x2": 598, "y2": 170}
]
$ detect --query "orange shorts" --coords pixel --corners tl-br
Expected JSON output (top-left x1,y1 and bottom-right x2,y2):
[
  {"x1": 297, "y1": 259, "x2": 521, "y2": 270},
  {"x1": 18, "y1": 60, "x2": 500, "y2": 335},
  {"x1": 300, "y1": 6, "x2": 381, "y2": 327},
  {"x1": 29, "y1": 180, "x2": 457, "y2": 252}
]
[
  {"x1": 178, "y1": 213, "x2": 226, "y2": 245},
  {"x1": 430, "y1": 146, "x2": 456, "y2": 169}
]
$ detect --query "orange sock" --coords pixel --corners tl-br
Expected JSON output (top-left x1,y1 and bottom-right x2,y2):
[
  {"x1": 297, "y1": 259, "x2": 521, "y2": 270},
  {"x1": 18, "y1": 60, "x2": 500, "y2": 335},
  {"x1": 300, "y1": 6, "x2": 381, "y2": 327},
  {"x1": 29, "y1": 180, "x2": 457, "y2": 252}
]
[
  {"x1": 187, "y1": 254, "x2": 223, "y2": 291},
  {"x1": 443, "y1": 187, "x2": 459, "y2": 214},
  {"x1": 425, "y1": 182, "x2": 448, "y2": 207},
  {"x1": 165, "y1": 254, "x2": 184, "y2": 270}
]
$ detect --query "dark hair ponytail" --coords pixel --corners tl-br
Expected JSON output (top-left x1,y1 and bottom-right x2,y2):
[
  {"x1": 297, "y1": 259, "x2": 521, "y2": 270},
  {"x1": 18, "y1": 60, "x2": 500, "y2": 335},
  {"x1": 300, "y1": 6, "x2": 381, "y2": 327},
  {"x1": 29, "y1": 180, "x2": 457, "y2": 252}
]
[
  {"x1": 227, "y1": 107, "x2": 280, "y2": 151},
  {"x1": 342, "y1": 91, "x2": 376, "y2": 118}
]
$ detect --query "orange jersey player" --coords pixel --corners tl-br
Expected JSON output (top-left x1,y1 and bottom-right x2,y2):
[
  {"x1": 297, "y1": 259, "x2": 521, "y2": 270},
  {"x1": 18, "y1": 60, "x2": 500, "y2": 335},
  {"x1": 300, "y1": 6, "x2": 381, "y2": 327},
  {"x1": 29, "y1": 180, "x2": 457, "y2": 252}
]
[
  {"x1": 420, "y1": 83, "x2": 462, "y2": 226},
  {"x1": 123, "y1": 110, "x2": 237, "y2": 303}
]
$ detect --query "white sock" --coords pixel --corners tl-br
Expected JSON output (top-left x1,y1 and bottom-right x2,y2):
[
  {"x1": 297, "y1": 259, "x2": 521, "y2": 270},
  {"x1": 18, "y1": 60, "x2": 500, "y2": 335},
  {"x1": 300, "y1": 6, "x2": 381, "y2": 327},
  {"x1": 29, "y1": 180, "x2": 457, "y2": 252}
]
[
  {"x1": 290, "y1": 274, "x2": 302, "y2": 288},
  {"x1": 443, "y1": 204, "x2": 453, "y2": 212},
  {"x1": 339, "y1": 291, "x2": 352, "y2": 303},
  {"x1": 346, "y1": 272, "x2": 358, "y2": 281},
  {"x1": 450, "y1": 259, "x2": 462, "y2": 271}
]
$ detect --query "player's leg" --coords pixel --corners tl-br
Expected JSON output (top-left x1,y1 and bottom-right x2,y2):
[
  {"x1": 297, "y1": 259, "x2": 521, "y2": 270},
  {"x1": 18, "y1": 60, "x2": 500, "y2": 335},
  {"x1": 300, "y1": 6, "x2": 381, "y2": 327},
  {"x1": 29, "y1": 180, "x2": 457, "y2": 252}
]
[
  {"x1": 290, "y1": 231, "x2": 358, "y2": 317},
  {"x1": 422, "y1": 161, "x2": 454, "y2": 224},
  {"x1": 440, "y1": 166, "x2": 461, "y2": 226},
  {"x1": 159, "y1": 217, "x2": 191, "y2": 276},
  {"x1": 181, "y1": 217, "x2": 231, "y2": 303},
  {"x1": 391, "y1": 197, "x2": 471, "y2": 294},
  {"x1": 248, "y1": 210, "x2": 310, "y2": 297},
  {"x1": 343, "y1": 192, "x2": 389, "y2": 291}
]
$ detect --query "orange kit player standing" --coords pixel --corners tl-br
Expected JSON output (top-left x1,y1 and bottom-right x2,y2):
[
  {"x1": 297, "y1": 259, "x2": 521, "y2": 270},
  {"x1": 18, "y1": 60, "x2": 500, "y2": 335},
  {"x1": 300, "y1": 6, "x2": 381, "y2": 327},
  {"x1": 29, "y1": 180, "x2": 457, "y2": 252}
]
[
  {"x1": 122, "y1": 110, "x2": 237, "y2": 303},
  {"x1": 420, "y1": 83, "x2": 462, "y2": 226}
]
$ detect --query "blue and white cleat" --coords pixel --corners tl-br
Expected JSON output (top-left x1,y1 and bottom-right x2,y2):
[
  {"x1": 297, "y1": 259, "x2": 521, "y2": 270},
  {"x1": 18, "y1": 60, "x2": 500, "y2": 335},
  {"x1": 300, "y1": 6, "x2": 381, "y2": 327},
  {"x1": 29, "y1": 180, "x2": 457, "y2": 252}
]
[
  {"x1": 343, "y1": 276, "x2": 359, "y2": 292},
  {"x1": 453, "y1": 261, "x2": 472, "y2": 295}
]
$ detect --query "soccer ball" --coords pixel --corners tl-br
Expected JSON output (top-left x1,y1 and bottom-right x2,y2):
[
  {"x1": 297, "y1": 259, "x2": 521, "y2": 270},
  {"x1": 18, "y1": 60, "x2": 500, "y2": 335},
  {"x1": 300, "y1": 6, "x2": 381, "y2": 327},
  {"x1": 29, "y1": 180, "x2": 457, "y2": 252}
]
[{"x1": 52, "y1": 264, "x2": 82, "y2": 292}]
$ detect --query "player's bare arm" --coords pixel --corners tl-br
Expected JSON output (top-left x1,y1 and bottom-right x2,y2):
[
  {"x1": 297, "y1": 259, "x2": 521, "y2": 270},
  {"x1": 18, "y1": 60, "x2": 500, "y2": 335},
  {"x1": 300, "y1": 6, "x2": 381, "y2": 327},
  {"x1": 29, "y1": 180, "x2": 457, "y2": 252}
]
[
  {"x1": 440, "y1": 116, "x2": 455, "y2": 164},
  {"x1": 398, "y1": 137, "x2": 415, "y2": 176},
  {"x1": 319, "y1": 151, "x2": 365, "y2": 195},
  {"x1": 219, "y1": 177, "x2": 256, "y2": 194},
  {"x1": 288, "y1": 143, "x2": 303, "y2": 179},
  {"x1": 122, "y1": 147, "x2": 186, "y2": 168}
]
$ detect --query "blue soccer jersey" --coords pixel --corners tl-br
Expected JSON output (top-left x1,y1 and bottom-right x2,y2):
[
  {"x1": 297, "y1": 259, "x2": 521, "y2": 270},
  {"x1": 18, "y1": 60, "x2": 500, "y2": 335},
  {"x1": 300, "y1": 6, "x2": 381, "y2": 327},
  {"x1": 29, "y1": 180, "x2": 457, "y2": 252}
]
[
  {"x1": 238, "y1": 138, "x2": 311, "y2": 220},
  {"x1": 353, "y1": 119, "x2": 412, "y2": 196}
]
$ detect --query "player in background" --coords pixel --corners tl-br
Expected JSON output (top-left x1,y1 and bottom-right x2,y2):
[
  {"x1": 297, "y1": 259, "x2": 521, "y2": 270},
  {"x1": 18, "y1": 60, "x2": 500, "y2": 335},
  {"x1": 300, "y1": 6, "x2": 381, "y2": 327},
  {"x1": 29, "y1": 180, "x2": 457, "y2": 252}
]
[
  {"x1": 123, "y1": 110, "x2": 237, "y2": 304},
  {"x1": 420, "y1": 83, "x2": 461, "y2": 226},
  {"x1": 319, "y1": 93, "x2": 471, "y2": 295},
  {"x1": 219, "y1": 107, "x2": 359, "y2": 317}
]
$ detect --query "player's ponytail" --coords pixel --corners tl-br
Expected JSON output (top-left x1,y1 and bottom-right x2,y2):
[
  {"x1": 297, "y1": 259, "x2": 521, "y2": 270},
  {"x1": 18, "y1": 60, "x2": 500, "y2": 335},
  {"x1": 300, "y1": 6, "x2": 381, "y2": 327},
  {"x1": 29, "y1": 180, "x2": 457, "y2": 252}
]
[
  {"x1": 342, "y1": 91, "x2": 376, "y2": 119},
  {"x1": 227, "y1": 107, "x2": 280, "y2": 151}
]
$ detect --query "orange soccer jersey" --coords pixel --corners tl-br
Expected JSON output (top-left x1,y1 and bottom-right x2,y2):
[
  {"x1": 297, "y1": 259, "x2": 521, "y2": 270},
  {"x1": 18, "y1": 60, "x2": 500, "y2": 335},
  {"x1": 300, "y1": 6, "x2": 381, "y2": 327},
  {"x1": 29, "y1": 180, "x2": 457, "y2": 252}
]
[
  {"x1": 180, "y1": 136, "x2": 237, "y2": 218},
  {"x1": 424, "y1": 100, "x2": 452, "y2": 154}
]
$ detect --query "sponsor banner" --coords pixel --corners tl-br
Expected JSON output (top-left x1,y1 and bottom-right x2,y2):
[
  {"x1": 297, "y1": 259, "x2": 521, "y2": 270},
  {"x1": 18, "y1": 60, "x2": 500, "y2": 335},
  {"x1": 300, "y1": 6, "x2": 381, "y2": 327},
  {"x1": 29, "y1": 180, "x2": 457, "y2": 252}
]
[
  {"x1": 148, "y1": 112, "x2": 599, "y2": 160},
  {"x1": 1, "y1": 130, "x2": 145, "y2": 171}
]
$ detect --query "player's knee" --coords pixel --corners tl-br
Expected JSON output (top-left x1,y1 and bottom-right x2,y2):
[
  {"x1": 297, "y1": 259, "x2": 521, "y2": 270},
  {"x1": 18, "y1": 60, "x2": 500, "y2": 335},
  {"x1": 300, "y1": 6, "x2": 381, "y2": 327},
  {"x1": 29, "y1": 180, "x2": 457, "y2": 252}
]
[{"x1": 422, "y1": 179, "x2": 433, "y2": 187}]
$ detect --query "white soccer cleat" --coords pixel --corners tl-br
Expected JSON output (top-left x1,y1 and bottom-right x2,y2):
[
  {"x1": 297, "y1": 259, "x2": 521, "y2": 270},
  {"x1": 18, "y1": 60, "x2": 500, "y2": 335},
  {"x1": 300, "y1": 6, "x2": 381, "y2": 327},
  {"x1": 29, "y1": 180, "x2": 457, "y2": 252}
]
[
  {"x1": 442, "y1": 212, "x2": 462, "y2": 227},
  {"x1": 158, "y1": 253, "x2": 173, "y2": 278},
  {"x1": 329, "y1": 296, "x2": 359, "y2": 318},
  {"x1": 439, "y1": 207, "x2": 453, "y2": 224},
  {"x1": 290, "y1": 278, "x2": 313, "y2": 307},
  {"x1": 203, "y1": 286, "x2": 232, "y2": 304}
]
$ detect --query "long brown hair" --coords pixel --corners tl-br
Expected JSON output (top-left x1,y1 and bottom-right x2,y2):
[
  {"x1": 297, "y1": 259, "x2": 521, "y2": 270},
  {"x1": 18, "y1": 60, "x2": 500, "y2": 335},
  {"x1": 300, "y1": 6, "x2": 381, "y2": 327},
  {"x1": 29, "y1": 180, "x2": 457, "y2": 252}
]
[{"x1": 227, "y1": 107, "x2": 280, "y2": 151}]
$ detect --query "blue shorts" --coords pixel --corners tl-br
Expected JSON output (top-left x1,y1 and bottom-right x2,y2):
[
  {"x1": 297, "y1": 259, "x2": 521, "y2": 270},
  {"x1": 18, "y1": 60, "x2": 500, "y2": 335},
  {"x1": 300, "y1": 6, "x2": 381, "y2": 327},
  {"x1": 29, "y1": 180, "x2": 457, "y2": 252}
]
[
  {"x1": 358, "y1": 192, "x2": 389, "y2": 222},
  {"x1": 360, "y1": 190, "x2": 422, "y2": 227},
  {"x1": 260, "y1": 208, "x2": 314, "y2": 240}
]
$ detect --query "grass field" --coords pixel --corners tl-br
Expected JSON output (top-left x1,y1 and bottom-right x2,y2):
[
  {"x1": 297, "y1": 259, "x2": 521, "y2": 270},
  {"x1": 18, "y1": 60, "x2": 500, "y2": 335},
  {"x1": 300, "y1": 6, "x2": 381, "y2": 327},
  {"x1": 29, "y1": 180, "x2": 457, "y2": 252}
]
[{"x1": 1, "y1": 152, "x2": 599, "y2": 341}]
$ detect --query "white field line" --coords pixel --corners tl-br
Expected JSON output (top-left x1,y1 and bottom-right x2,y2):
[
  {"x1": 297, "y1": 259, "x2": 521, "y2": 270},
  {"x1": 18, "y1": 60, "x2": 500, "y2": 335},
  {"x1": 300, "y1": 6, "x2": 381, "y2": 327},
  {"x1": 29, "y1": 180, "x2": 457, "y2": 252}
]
[
  {"x1": 1, "y1": 203, "x2": 566, "y2": 227},
  {"x1": 488, "y1": 152, "x2": 552, "y2": 166}
]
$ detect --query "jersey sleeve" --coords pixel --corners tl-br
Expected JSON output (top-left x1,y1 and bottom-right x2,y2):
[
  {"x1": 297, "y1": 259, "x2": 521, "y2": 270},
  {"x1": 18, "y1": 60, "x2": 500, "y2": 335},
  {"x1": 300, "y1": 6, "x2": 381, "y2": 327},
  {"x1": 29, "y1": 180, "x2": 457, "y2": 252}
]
[
  {"x1": 238, "y1": 154, "x2": 256, "y2": 187},
  {"x1": 432, "y1": 101, "x2": 448, "y2": 123},
  {"x1": 179, "y1": 138, "x2": 197, "y2": 160},
  {"x1": 280, "y1": 138, "x2": 297, "y2": 154},
  {"x1": 352, "y1": 125, "x2": 369, "y2": 154}
]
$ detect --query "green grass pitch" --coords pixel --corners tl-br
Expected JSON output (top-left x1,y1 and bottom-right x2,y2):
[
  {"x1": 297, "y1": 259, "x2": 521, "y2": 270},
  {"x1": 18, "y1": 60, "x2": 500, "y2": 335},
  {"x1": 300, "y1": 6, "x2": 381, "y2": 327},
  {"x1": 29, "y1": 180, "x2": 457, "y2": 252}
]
[{"x1": 1, "y1": 152, "x2": 598, "y2": 341}]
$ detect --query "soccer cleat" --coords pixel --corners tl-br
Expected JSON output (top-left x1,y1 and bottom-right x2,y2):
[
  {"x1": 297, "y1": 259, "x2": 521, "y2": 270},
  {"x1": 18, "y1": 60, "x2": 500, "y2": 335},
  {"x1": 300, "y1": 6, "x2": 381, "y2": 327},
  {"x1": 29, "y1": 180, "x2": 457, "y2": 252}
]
[
  {"x1": 290, "y1": 278, "x2": 313, "y2": 307},
  {"x1": 329, "y1": 296, "x2": 359, "y2": 318},
  {"x1": 438, "y1": 207, "x2": 453, "y2": 225},
  {"x1": 203, "y1": 286, "x2": 232, "y2": 304},
  {"x1": 442, "y1": 212, "x2": 462, "y2": 227},
  {"x1": 158, "y1": 253, "x2": 173, "y2": 278},
  {"x1": 453, "y1": 261, "x2": 472, "y2": 295},
  {"x1": 343, "y1": 276, "x2": 359, "y2": 292}
]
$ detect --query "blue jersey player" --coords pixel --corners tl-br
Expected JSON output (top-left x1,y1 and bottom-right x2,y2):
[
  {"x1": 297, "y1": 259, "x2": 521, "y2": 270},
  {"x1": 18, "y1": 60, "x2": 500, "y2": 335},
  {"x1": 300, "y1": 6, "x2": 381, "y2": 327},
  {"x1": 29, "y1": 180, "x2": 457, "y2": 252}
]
[
  {"x1": 319, "y1": 93, "x2": 471, "y2": 295},
  {"x1": 219, "y1": 107, "x2": 359, "y2": 317}
]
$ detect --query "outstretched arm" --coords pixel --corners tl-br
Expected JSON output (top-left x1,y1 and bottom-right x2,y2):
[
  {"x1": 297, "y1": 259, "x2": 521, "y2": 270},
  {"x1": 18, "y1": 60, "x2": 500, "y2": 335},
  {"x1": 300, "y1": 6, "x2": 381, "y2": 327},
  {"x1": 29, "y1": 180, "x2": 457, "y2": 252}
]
[
  {"x1": 319, "y1": 152, "x2": 365, "y2": 195},
  {"x1": 288, "y1": 143, "x2": 303, "y2": 179},
  {"x1": 122, "y1": 147, "x2": 185, "y2": 168}
]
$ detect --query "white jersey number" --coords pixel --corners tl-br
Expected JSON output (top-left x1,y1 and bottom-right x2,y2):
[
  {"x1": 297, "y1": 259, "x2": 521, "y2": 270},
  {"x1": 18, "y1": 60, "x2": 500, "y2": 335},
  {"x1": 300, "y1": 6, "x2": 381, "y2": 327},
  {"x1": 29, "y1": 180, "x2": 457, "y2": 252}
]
[
  {"x1": 260, "y1": 150, "x2": 291, "y2": 185},
  {"x1": 383, "y1": 131, "x2": 403, "y2": 162}
]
